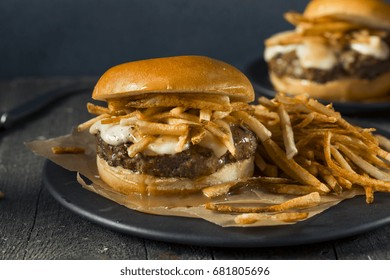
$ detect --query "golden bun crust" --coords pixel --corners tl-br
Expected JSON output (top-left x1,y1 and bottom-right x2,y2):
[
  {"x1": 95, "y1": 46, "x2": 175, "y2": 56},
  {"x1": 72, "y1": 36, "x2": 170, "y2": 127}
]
[
  {"x1": 304, "y1": 0, "x2": 390, "y2": 30},
  {"x1": 96, "y1": 156, "x2": 254, "y2": 195},
  {"x1": 269, "y1": 72, "x2": 390, "y2": 102},
  {"x1": 93, "y1": 56, "x2": 254, "y2": 102}
]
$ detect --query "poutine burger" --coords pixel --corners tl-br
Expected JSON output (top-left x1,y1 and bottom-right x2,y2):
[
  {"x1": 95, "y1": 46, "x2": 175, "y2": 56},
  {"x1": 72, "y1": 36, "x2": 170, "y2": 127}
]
[
  {"x1": 80, "y1": 56, "x2": 258, "y2": 196},
  {"x1": 264, "y1": 0, "x2": 390, "y2": 101}
]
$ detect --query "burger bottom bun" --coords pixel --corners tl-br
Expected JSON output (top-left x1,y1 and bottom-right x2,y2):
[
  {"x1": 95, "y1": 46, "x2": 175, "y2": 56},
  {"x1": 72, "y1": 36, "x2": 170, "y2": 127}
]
[
  {"x1": 269, "y1": 72, "x2": 390, "y2": 102},
  {"x1": 96, "y1": 156, "x2": 254, "y2": 195}
]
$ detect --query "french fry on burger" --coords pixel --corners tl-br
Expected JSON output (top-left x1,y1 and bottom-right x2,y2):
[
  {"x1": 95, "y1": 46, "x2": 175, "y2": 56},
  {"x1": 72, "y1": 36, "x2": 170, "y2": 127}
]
[{"x1": 264, "y1": 0, "x2": 390, "y2": 102}]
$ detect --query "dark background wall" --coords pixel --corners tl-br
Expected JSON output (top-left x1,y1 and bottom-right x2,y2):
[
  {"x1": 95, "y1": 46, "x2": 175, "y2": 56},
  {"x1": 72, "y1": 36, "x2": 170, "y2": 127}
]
[
  {"x1": 0, "y1": 0, "x2": 308, "y2": 78},
  {"x1": 1, "y1": 0, "x2": 388, "y2": 78}
]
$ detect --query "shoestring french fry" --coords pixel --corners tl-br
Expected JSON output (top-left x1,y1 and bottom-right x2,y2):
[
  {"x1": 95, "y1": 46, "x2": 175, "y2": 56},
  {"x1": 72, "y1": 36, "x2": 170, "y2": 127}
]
[
  {"x1": 278, "y1": 104, "x2": 298, "y2": 159},
  {"x1": 234, "y1": 212, "x2": 309, "y2": 225},
  {"x1": 87, "y1": 102, "x2": 110, "y2": 115},
  {"x1": 376, "y1": 134, "x2": 390, "y2": 152},
  {"x1": 127, "y1": 136, "x2": 155, "y2": 158},
  {"x1": 77, "y1": 113, "x2": 110, "y2": 131}
]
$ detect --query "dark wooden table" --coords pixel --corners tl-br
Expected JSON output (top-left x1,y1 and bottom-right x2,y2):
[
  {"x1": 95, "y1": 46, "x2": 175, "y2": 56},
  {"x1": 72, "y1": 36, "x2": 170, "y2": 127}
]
[{"x1": 1, "y1": 78, "x2": 389, "y2": 260}]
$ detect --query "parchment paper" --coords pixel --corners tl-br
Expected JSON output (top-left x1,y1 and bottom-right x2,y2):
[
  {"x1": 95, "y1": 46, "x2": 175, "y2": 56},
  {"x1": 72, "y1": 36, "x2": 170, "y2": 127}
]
[{"x1": 26, "y1": 129, "x2": 363, "y2": 227}]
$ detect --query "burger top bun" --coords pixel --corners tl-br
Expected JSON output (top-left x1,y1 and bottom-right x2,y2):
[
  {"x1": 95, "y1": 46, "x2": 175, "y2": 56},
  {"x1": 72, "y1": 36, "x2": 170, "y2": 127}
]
[
  {"x1": 303, "y1": 0, "x2": 390, "y2": 30},
  {"x1": 92, "y1": 55, "x2": 255, "y2": 103}
]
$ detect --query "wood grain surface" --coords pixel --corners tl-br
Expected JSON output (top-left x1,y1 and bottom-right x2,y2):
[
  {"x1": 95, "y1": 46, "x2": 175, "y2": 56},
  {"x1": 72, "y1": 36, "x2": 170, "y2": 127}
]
[{"x1": 0, "y1": 78, "x2": 389, "y2": 260}]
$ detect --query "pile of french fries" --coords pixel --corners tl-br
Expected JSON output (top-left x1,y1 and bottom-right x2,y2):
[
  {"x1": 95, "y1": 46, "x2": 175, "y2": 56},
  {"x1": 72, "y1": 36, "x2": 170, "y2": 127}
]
[
  {"x1": 202, "y1": 93, "x2": 390, "y2": 224},
  {"x1": 76, "y1": 92, "x2": 390, "y2": 225},
  {"x1": 254, "y1": 94, "x2": 390, "y2": 199}
]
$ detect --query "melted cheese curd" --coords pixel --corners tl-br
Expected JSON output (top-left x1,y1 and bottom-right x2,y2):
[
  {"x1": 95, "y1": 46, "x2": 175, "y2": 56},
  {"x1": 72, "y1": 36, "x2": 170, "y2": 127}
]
[
  {"x1": 90, "y1": 120, "x2": 194, "y2": 156},
  {"x1": 88, "y1": 106, "x2": 237, "y2": 157}
]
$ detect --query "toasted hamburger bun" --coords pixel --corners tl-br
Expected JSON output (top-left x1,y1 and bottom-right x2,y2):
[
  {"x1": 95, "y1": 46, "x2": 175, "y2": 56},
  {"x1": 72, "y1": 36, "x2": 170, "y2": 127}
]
[{"x1": 92, "y1": 55, "x2": 254, "y2": 102}]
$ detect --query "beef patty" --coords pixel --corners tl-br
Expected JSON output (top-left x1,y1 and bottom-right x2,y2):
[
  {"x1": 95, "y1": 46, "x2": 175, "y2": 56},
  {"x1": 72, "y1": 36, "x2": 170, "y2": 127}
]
[
  {"x1": 96, "y1": 125, "x2": 257, "y2": 179},
  {"x1": 268, "y1": 38, "x2": 390, "y2": 83}
]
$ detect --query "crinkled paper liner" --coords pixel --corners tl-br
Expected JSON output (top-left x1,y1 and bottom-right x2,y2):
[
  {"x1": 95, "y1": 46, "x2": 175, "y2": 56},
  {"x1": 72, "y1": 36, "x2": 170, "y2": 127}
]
[{"x1": 26, "y1": 129, "x2": 363, "y2": 227}]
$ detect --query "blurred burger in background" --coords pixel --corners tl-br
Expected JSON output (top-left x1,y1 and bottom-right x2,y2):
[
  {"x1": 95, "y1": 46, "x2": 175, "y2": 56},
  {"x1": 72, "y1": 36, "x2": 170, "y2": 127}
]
[{"x1": 264, "y1": 0, "x2": 390, "y2": 102}]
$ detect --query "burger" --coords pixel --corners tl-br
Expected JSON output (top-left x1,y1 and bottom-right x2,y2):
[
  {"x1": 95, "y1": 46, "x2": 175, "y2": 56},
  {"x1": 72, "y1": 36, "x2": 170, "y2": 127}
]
[
  {"x1": 83, "y1": 56, "x2": 258, "y2": 196},
  {"x1": 264, "y1": 0, "x2": 390, "y2": 101}
]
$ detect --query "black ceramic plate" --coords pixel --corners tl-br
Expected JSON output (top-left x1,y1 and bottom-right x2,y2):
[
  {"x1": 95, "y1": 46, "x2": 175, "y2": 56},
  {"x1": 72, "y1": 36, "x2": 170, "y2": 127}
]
[
  {"x1": 244, "y1": 58, "x2": 390, "y2": 115},
  {"x1": 43, "y1": 155, "x2": 390, "y2": 247}
]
